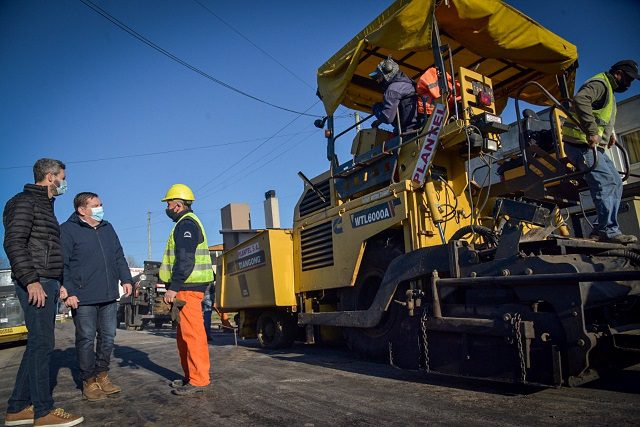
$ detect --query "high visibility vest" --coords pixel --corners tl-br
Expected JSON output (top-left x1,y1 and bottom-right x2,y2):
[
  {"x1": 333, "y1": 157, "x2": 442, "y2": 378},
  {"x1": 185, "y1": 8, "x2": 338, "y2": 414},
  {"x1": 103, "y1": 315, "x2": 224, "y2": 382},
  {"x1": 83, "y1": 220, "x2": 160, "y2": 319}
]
[
  {"x1": 562, "y1": 72, "x2": 617, "y2": 146},
  {"x1": 416, "y1": 67, "x2": 460, "y2": 115},
  {"x1": 159, "y1": 212, "x2": 214, "y2": 286}
]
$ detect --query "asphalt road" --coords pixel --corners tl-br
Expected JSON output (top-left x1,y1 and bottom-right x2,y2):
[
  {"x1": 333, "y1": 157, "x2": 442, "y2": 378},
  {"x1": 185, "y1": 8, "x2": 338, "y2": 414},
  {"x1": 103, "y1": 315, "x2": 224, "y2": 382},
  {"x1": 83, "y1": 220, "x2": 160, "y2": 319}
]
[{"x1": 1, "y1": 320, "x2": 639, "y2": 426}]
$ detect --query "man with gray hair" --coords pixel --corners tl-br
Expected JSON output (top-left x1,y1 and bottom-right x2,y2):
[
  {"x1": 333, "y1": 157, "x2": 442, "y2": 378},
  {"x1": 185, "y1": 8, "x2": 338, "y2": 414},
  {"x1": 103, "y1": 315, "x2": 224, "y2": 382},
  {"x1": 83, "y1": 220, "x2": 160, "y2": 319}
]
[{"x1": 3, "y1": 158, "x2": 84, "y2": 426}]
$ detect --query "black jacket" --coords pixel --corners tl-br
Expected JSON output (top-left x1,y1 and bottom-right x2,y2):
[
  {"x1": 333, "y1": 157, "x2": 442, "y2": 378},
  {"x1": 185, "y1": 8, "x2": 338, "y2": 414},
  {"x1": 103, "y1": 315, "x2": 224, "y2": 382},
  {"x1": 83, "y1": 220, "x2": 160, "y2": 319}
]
[
  {"x1": 3, "y1": 184, "x2": 63, "y2": 286},
  {"x1": 374, "y1": 71, "x2": 419, "y2": 134},
  {"x1": 60, "y1": 213, "x2": 132, "y2": 305}
]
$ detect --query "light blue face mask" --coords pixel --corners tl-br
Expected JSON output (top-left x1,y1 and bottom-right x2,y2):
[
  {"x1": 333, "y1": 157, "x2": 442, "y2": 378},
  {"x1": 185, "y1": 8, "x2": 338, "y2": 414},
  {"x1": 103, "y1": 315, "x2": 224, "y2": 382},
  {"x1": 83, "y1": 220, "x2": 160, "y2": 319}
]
[
  {"x1": 55, "y1": 179, "x2": 67, "y2": 196},
  {"x1": 90, "y1": 206, "x2": 104, "y2": 222}
]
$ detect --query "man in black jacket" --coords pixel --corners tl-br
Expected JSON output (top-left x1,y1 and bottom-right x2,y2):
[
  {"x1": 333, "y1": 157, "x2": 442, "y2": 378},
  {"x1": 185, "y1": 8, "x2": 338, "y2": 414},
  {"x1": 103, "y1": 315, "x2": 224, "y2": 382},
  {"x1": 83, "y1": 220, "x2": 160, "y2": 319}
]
[
  {"x1": 61, "y1": 192, "x2": 132, "y2": 402},
  {"x1": 3, "y1": 158, "x2": 84, "y2": 426}
]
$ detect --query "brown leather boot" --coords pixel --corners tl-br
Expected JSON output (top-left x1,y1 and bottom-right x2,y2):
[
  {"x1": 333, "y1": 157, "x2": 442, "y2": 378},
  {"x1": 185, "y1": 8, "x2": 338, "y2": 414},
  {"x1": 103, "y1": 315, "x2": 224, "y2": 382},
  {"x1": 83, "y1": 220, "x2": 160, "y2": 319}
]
[
  {"x1": 95, "y1": 372, "x2": 121, "y2": 395},
  {"x1": 83, "y1": 377, "x2": 107, "y2": 401}
]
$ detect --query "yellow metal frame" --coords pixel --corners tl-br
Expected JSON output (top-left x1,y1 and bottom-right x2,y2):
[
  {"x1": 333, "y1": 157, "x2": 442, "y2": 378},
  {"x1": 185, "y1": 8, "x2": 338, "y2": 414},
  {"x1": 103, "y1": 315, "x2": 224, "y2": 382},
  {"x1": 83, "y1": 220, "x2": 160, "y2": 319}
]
[
  {"x1": 217, "y1": 229, "x2": 296, "y2": 311},
  {"x1": 0, "y1": 325, "x2": 28, "y2": 344}
]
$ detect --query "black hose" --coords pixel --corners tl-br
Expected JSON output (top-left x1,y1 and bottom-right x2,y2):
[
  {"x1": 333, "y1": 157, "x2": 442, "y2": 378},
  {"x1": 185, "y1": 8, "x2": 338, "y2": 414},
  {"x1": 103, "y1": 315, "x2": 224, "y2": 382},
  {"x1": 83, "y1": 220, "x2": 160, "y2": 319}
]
[
  {"x1": 599, "y1": 249, "x2": 640, "y2": 266},
  {"x1": 450, "y1": 225, "x2": 498, "y2": 246}
]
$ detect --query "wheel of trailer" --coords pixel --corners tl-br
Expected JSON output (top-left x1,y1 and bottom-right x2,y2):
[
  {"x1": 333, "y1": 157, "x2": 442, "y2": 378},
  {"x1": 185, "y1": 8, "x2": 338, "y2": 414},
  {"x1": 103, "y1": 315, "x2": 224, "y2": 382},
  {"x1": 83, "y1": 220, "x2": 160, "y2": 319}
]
[
  {"x1": 338, "y1": 238, "x2": 411, "y2": 362},
  {"x1": 256, "y1": 311, "x2": 295, "y2": 349},
  {"x1": 154, "y1": 320, "x2": 164, "y2": 328}
]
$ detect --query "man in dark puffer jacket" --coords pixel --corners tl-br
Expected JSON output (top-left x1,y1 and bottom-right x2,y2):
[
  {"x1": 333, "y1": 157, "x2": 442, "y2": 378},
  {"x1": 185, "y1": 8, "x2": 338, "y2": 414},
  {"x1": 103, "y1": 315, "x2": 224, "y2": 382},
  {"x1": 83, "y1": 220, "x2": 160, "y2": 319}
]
[{"x1": 3, "y1": 158, "x2": 84, "y2": 426}]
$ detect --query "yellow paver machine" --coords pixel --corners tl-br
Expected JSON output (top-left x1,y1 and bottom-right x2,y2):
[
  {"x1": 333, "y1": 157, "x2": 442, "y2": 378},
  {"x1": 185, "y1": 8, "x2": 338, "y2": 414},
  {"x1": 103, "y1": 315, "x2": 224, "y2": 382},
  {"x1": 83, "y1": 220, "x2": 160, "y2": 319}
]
[{"x1": 218, "y1": 0, "x2": 640, "y2": 386}]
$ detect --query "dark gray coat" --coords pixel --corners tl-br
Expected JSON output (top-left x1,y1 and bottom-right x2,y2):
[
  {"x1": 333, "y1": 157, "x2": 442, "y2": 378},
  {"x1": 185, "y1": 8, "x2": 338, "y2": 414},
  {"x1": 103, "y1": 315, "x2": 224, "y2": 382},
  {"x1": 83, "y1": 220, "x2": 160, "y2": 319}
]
[{"x1": 60, "y1": 213, "x2": 132, "y2": 305}]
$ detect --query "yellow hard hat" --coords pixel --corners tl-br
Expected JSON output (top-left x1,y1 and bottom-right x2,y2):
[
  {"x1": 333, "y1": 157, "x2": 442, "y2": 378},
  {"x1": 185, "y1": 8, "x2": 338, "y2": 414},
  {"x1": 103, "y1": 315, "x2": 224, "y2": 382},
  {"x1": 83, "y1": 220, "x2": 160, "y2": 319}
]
[{"x1": 162, "y1": 184, "x2": 195, "y2": 202}]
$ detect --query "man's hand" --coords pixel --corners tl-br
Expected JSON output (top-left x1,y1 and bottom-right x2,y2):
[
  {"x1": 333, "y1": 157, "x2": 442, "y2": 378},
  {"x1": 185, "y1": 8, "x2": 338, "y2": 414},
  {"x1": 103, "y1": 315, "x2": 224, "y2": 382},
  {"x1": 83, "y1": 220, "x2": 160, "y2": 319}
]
[
  {"x1": 371, "y1": 119, "x2": 381, "y2": 129},
  {"x1": 608, "y1": 134, "x2": 617, "y2": 149},
  {"x1": 587, "y1": 134, "x2": 601, "y2": 148},
  {"x1": 65, "y1": 296, "x2": 80, "y2": 309},
  {"x1": 164, "y1": 289, "x2": 177, "y2": 304},
  {"x1": 121, "y1": 283, "x2": 133, "y2": 297},
  {"x1": 59, "y1": 286, "x2": 68, "y2": 300},
  {"x1": 26, "y1": 282, "x2": 47, "y2": 307}
]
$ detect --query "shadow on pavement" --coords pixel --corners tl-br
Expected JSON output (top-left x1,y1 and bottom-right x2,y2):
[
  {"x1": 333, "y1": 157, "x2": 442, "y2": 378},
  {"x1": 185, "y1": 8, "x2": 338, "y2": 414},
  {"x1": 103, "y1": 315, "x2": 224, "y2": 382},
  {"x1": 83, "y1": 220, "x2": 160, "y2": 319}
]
[
  {"x1": 50, "y1": 348, "x2": 82, "y2": 391},
  {"x1": 257, "y1": 340, "x2": 640, "y2": 396},
  {"x1": 113, "y1": 345, "x2": 181, "y2": 382},
  {"x1": 583, "y1": 369, "x2": 640, "y2": 394},
  {"x1": 138, "y1": 326, "x2": 240, "y2": 347}
]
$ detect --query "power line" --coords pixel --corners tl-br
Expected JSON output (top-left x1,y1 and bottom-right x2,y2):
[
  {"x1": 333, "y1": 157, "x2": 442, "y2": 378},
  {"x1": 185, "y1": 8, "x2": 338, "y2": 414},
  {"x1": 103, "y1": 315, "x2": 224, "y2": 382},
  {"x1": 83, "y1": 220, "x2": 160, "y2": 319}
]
[
  {"x1": 0, "y1": 131, "x2": 316, "y2": 170},
  {"x1": 199, "y1": 123, "x2": 317, "y2": 200},
  {"x1": 78, "y1": 0, "x2": 322, "y2": 117},
  {"x1": 195, "y1": 100, "x2": 320, "y2": 195},
  {"x1": 192, "y1": 0, "x2": 313, "y2": 89}
]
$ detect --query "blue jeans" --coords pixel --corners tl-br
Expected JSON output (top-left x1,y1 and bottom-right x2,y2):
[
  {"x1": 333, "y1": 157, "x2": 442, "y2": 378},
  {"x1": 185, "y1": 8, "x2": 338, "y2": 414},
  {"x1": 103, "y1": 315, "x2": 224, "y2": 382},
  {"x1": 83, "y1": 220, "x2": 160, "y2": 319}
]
[
  {"x1": 7, "y1": 278, "x2": 59, "y2": 419},
  {"x1": 564, "y1": 143, "x2": 623, "y2": 238},
  {"x1": 202, "y1": 286, "x2": 213, "y2": 339},
  {"x1": 72, "y1": 301, "x2": 117, "y2": 381}
]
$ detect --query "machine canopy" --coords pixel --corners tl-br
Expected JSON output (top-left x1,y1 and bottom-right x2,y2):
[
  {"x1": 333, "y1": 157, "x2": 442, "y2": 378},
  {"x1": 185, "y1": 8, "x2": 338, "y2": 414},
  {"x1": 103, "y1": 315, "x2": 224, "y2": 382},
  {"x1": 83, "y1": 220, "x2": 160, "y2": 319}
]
[{"x1": 316, "y1": 0, "x2": 578, "y2": 116}]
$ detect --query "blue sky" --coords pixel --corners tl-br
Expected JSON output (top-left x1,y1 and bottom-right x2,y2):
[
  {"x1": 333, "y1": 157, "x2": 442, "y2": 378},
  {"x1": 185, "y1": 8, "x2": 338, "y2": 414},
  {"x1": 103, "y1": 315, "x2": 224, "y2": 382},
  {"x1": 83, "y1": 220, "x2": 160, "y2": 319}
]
[{"x1": 1, "y1": 0, "x2": 639, "y2": 266}]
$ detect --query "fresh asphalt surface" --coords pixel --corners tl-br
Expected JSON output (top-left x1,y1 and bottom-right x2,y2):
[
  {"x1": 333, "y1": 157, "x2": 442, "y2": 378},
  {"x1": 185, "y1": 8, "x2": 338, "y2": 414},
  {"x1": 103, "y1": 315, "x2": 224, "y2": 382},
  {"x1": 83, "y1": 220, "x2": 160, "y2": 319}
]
[{"x1": 1, "y1": 320, "x2": 639, "y2": 426}]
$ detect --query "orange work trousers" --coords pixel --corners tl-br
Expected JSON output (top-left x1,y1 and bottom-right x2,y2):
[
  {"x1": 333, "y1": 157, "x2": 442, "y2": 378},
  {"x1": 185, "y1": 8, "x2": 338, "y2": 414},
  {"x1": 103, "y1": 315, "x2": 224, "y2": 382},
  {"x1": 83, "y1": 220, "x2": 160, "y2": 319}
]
[{"x1": 176, "y1": 290, "x2": 210, "y2": 387}]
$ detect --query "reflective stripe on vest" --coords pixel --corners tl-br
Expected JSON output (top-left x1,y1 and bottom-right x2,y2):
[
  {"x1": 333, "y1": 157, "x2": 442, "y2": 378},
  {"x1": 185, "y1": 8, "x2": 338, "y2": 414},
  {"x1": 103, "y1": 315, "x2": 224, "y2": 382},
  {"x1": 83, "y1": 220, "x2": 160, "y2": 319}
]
[
  {"x1": 562, "y1": 72, "x2": 616, "y2": 146},
  {"x1": 159, "y1": 212, "x2": 213, "y2": 285}
]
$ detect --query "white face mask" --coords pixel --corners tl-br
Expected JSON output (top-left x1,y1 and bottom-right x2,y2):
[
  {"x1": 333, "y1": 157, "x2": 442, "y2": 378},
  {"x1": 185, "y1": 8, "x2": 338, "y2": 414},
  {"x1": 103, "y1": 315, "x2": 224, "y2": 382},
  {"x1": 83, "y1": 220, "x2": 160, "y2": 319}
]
[
  {"x1": 54, "y1": 179, "x2": 67, "y2": 196},
  {"x1": 90, "y1": 206, "x2": 104, "y2": 221}
]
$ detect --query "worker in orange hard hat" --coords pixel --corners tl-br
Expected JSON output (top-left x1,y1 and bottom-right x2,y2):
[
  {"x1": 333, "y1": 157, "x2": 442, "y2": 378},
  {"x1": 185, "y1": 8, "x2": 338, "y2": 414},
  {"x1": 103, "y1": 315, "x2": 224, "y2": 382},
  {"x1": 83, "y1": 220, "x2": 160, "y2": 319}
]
[{"x1": 159, "y1": 184, "x2": 213, "y2": 395}]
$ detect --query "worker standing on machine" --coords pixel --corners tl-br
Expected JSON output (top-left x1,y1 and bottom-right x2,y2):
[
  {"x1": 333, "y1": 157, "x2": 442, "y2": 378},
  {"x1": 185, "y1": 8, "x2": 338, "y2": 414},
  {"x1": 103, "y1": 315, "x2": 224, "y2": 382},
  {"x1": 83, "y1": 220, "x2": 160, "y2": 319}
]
[
  {"x1": 562, "y1": 60, "x2": 639, "y2": 244},
  {"x1": 160, "y1": 184, "x2": 213, "y2": 395},
  {"x1": 370, "y1": 57, "x2": 419, "y2": 135}
]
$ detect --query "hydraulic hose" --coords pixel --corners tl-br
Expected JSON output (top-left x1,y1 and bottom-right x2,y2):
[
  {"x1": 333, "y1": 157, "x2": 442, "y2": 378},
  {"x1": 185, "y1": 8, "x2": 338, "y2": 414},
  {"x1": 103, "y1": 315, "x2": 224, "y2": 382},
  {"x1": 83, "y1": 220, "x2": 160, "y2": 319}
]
[
  {"x1": 450, "y1": 225, "x2": 498, "y2": 246},
  {"x1": 599, "y1": 249, "x2": 640, "y2": 266}
]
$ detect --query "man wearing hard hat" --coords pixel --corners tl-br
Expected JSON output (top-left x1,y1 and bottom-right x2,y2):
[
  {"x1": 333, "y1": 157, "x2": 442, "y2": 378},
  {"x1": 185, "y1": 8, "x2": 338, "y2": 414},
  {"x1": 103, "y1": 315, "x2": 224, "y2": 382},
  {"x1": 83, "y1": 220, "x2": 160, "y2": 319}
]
[
  {"x1": 159, "y1": 184, "x2": 213, "y2": 395},
  {"x1": 562, "y1": 60, "x2": 639, "y2": 244}
]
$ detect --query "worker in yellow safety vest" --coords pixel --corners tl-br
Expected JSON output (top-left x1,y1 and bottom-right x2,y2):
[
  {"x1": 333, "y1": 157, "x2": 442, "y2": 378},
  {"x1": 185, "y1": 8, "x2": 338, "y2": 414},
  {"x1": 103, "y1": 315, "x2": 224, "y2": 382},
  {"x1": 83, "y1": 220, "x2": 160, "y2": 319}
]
[
  {"x1": 159, "y1": 183, "x2": 213, "y2": 395},
  {"x1": 561, "y1": 60, "x2": 639, "y2": 244}
]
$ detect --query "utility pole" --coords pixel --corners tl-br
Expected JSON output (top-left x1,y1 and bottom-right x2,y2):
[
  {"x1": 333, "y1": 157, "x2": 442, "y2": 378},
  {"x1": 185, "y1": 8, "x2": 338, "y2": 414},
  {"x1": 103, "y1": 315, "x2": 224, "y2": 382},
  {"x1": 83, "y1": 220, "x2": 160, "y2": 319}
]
[
  {"x1": 147, "y1": 211, "x2": 152, "y2": 261},
  {"x1": 355, "y1": 112, "x2": 361, "y2": 132}
]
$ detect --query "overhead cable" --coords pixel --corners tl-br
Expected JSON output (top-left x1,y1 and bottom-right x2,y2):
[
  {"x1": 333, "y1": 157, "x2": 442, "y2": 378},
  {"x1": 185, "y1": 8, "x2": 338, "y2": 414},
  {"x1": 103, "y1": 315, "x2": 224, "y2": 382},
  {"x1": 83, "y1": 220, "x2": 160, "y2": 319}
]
[
  {"x1": 192, "y1": 0, "x2": 312, "y2": 89},
  {"x1": 78, "y1": 0, "x2": 322, "y2": 117},
  {"x1": 196, "y1": 100, "x2": 319, "y2": 194},
  {"x1": 0, "y1": 131, "x2": 316, "y2": 170},
  {"x1": 199, "y1": 124, "x2": 317, "y2": 200}
]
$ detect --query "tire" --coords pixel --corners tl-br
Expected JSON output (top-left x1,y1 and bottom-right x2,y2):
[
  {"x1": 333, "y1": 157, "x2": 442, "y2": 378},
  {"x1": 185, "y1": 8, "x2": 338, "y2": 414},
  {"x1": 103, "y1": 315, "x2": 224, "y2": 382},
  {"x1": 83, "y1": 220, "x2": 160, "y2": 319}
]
[
  {"x1": 338, "y1": 237, "x2": 409, "y2": 360},
  {"x1": 154, "y1": 320, "x2": 164, "y2": 328},
  {"x1": 256, "y1": 311, "x2": 296, "y2": 349}
]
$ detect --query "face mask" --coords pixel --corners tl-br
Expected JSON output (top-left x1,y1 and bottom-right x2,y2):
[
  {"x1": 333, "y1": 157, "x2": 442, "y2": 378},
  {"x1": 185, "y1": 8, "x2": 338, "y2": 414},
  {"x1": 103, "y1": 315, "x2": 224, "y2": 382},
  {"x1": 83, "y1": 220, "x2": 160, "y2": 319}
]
[
  {"x1": 90, "y1": 206, "x2": 104, "y2": 222},
  {"x1": 613, "y1": 74, "x2": 633, "y2": 93},
  {"x1": 54, "y1": 179, "x2": 67, "y2": 196},
  {"x1": 614, "y1": 79, "x2": 630, "y2": 93},
  {"x1": 165, "y1": 208, "x2": 180, "y2": 222}
]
